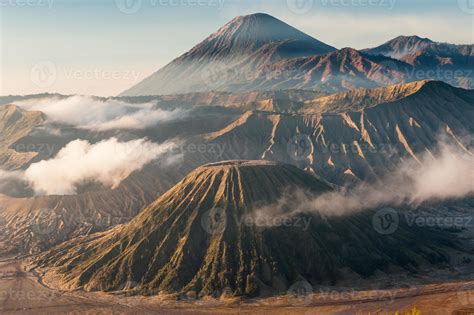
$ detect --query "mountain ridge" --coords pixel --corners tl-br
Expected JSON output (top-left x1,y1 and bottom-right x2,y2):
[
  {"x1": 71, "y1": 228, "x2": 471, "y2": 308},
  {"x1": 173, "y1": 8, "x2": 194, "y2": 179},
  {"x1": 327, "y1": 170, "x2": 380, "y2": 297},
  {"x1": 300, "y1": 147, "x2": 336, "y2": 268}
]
[
  {"x1": 120, "y1": 13, "x2": 335, "y2": 97},
  {"x1": 364, "y1": 35, "x2": 474, "y2": 60},
  {"x1": 36, "y1": 160, "x2": 459, "y2": 297},
  {"x1": 121, "y1": 14, "x2": 474, "y2": 96}
]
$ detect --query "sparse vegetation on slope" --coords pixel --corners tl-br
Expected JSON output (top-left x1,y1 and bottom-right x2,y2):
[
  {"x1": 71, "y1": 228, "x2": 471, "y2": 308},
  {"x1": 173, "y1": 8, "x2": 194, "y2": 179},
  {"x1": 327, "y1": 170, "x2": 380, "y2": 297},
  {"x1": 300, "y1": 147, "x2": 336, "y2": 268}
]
[{"x1": 37, "y1": 161, "x2": 459, "y2": 297}]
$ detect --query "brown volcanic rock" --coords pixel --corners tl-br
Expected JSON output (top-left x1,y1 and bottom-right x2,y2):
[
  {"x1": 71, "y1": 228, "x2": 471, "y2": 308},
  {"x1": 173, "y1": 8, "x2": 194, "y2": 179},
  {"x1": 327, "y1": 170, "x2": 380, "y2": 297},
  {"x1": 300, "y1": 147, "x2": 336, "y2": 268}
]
[
  {"x1": 0, "y1": 105, "x2": 45, "y2": 170},
  {"x1": 364, "y1": 36, "x2": 474, "y2": 89},
  {"x1": 240, "y1": 48, "x2": 410, "y2": 93},
  {"x1": 37, "y1": 161, "x2": 457, "y2": 297},
  {"x1": 2, "y1": 81, "x2": 473, "y2": 256},
  {"x1": 364, "y1": 35, "x2": 474, "y2": 60},
  {"x1": 193, "y1": 81, "x2": 473, "y2": 184}
]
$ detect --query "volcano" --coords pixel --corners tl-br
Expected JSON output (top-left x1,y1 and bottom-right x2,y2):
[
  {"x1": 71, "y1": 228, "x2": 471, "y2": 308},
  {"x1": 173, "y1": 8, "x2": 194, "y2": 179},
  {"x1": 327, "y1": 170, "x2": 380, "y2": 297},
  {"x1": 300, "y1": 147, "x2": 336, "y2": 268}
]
[
  {"x1": 364, "y1": 35, "x2": 474, "y2": 61},
  {"x1": 120, "y1": 14, "x2": 474, "y2": 96},
  {"x1": 38, "y1": 160, "x2": 457, "y2": 297},
  {"x1": 364, "y1": 36, "x2": 474, "y2": 89},
  {"x1": 120, "y1": 13, "x2": 336, "y2": 96}
]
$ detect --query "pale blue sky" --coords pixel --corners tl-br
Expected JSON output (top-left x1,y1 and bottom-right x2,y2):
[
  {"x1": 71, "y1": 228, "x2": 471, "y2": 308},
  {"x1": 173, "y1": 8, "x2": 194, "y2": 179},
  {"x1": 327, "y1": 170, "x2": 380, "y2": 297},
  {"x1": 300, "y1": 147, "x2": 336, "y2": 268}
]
[{"x1": 1, "y1": 0, "x2": 472, "y2": 96}]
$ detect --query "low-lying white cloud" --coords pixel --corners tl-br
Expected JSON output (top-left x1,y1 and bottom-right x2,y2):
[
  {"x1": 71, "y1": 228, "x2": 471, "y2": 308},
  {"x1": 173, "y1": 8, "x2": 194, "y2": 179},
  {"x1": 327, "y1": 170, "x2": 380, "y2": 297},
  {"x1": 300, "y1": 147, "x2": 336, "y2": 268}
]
[
  {"x1": 23, "y1": 137, "x2": 181, "y2": 195},
  {"x1": 15, "y1": 96, "x2": 188, "y2": 131},
  {"x1": 254, "y1": 141, "x2": 474, "y2": 220}
]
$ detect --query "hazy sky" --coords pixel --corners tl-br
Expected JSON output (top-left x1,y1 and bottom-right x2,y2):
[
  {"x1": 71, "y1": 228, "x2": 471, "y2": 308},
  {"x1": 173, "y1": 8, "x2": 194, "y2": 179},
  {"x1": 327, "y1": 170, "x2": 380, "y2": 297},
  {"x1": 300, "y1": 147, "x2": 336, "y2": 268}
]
[{"x1": 1, "y1": 0, "x2": 473, "y2": 96}]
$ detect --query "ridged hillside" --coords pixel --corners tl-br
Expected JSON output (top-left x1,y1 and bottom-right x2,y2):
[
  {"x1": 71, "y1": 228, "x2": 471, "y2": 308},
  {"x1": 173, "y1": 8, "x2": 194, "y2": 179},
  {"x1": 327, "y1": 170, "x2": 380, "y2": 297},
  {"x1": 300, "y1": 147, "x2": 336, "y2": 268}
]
[{"x1": 37, "y1": 161, "x2": 457, "y2": 297}]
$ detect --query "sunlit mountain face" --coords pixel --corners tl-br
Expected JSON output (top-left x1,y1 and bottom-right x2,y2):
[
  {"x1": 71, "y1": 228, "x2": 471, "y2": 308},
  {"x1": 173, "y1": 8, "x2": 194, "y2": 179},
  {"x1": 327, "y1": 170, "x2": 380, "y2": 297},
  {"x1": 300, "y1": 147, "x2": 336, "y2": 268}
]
[
  {"x1": 1, "y1": 7, "x2": 473, "y2": 315},
  {"x1": 122, "y1": 14, "x2": 474, "y2": 96}
]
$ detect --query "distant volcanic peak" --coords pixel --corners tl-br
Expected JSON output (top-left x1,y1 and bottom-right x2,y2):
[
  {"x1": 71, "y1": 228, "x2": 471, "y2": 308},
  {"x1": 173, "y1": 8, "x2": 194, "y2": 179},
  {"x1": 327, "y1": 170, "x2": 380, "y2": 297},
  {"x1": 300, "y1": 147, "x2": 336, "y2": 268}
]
[
  {"x1": 120, "y1": 13, "x2": 336, "y2": 96},
  {"x1": 338, "y1": 47, "x2": 363, "y2": 54},
  {"x1": 329, "y1": 47, "x2": 368, "y2": 62},
  {"x1": 365, "y1": 35, "x2": 474, "y2": 62},
  {"x1": 212, "y1": 13, "x2": 333, "y2": 47},
  {"x1": 364, "y1": 35, "x2": 436, "y2": 59},
  {"x1": 390, "y1": 35, "x2": 434, "y2": 44},
  {"x1": 195, "y1": 12, "x2": 336, "y2": 60}
]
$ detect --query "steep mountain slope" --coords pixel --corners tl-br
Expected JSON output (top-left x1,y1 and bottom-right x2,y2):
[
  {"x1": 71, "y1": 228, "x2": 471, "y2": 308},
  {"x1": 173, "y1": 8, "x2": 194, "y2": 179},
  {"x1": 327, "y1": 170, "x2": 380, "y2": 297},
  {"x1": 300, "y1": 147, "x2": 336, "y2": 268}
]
[
  {"x1": 2, "y1": 81, "x2": 473, "y2": 255},
  {"x1": 0, "y1": 107, "x2": 239, "y2": 254},
  {"x1": 364, "y1": 36, "x2": 474, "y2": 60},
  {"x1": 37, "y1": 161, "x2": 457, "y2": 297},
  {"x1": 185, "y1": 81, "x2": 473, "y2": 184},
  {"x1": 234, "y1": 48, "x2": 410, "y2": 93},
  {"x1": 120, "y1": 13, "x2": 335, "y2": 96},
  {"x1": 364, "y1": 36, "x2": 474, "y2": 89},
  {"x1": 0, "y1": 105, "x2": 45, "y2": 170},
  {"x1": 301, "y1": 80, "x2": 440, "y2": 113},
  {"x1": 121, "y1": 13, "x2": 474, "y2": 97},
  {"x1": 0, "y1": 164, "x2": 180, "y2": 254}
]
